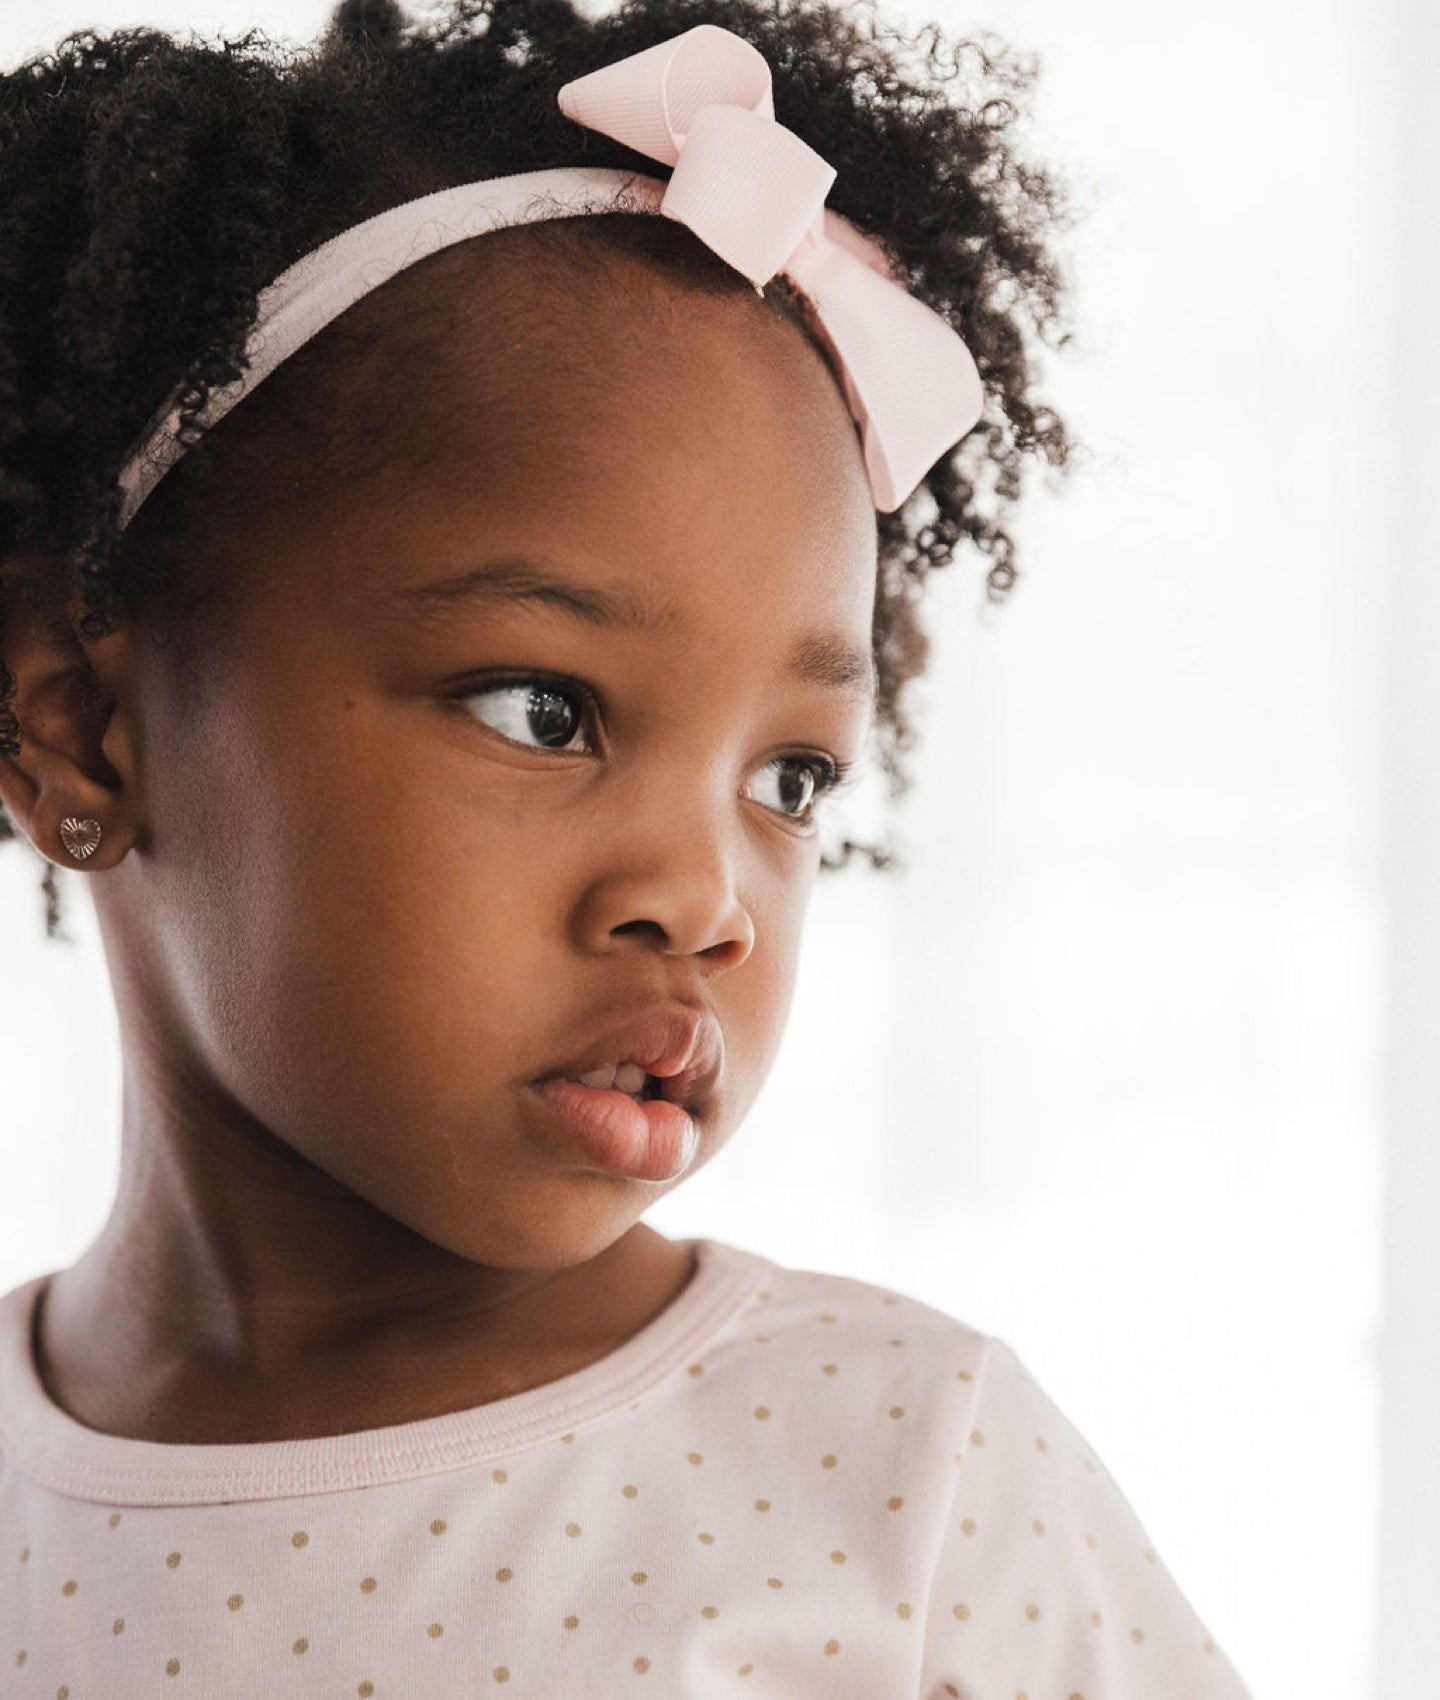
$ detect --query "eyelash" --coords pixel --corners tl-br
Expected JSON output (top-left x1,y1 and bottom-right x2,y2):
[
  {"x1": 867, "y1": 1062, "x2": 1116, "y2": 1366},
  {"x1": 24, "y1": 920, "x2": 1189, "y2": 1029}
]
[{"x1": 450, "y1": 671, "x2": 856, "y2": 831}]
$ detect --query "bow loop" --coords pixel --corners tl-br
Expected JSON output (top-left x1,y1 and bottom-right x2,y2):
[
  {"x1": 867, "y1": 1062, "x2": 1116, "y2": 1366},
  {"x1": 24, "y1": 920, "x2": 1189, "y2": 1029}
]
[{"x1": 556, "y1": 23, "x2": 775, "y2": 166}]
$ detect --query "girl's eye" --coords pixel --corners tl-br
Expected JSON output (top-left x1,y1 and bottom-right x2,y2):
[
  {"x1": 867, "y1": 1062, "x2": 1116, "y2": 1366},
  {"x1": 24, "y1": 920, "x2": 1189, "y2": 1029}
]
[
  {"x1": 747, "y1": 755, "x2": 854, "y2": 829},
  {"x1": 460, "y1": 677, "x2": 596, "y2": 754},
  {"x1": 454, "y1": 674, "x2": 854, "y2": 829}
]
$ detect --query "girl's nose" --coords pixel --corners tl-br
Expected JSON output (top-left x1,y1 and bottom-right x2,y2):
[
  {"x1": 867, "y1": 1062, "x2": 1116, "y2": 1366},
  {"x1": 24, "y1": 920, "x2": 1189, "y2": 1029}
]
[{"x1": 570, "y1": 792, "x2": 758, "y2": 967}]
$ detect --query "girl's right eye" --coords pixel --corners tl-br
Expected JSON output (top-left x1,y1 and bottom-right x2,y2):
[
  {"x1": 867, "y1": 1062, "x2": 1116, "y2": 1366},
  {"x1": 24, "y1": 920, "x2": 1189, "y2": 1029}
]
[{"x1": 458, "y1": 676, "x2": 597, "y2": 755}]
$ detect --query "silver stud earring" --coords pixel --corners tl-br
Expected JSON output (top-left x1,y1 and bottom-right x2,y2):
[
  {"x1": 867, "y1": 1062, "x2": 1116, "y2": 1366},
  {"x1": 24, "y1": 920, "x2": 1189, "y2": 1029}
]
[{"x1": 59, "y1": 816, "x2": 103, "y2": 862}]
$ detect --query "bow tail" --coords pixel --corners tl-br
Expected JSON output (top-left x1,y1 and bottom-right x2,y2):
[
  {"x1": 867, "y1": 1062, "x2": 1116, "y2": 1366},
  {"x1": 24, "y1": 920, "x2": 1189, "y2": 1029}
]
[{"x1": 791, "y1": 242, "x2": 986, "y2": 513}]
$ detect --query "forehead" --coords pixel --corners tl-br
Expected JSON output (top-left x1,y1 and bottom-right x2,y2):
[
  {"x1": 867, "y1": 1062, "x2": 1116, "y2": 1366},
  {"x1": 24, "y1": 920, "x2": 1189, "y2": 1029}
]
[
  {"x1": 324, "y1": 230, "x2": 875, "y2": 597},
  {"x1": 413, "y1": 231, "x2": 873, "y2": 522},
  {"x1": 166, "y1": 225, "x2": 881, "y2": 657}
]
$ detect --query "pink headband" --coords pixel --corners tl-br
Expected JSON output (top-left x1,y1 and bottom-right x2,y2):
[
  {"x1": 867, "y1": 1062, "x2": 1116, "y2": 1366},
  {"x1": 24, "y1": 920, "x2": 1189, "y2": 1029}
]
[{"x1": 115, "y1": 21, "x2": 984, "y2": 528}]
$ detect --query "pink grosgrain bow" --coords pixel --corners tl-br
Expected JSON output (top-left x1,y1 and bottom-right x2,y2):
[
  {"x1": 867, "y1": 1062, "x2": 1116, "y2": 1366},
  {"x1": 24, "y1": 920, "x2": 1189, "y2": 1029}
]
[{"x1": 556, "y1": 23, "x2": 986, "y2": 513}]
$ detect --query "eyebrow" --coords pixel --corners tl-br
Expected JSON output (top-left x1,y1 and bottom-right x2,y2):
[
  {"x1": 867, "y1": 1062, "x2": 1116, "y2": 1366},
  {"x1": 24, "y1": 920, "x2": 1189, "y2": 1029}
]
[{"x1": 378, "y1": 554, "x2": 879, "y2": 706}]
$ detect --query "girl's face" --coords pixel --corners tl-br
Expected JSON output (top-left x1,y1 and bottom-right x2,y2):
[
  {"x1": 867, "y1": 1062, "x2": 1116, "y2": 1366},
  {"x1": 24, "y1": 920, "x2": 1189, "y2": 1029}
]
[{"x1": 62, "y1": 242, "x2": 880, "y2": 1295}]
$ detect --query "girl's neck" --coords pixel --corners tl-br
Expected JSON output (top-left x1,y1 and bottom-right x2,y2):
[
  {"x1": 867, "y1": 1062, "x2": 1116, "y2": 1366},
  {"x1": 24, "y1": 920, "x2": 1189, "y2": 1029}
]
[{"x1": 30, "y1": 1224, "x2": 697, "y2": 1446}]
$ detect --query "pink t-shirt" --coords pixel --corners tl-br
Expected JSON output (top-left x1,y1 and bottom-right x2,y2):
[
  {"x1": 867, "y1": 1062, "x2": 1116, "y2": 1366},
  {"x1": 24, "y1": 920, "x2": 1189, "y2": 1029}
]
[{"x1": 0, "y1": 1236, "x2": 1254, "y2": 1696}]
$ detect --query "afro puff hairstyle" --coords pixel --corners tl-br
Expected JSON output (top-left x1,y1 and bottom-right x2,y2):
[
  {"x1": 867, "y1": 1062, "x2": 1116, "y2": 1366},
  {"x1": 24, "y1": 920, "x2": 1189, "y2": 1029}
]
[{"x1": 0, "y1": 0, "x2": 1079, "y2": 941}]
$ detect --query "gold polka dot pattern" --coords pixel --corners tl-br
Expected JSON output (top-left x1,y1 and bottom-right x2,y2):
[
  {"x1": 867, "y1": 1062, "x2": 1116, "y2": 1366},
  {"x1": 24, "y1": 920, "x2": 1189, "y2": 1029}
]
[{"x1": 0, "y1": 1242, "x2": 1253, "y2": 1697}]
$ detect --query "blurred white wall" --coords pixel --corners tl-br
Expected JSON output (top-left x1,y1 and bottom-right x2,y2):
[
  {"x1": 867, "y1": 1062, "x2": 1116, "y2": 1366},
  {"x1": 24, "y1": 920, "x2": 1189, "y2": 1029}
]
[
  {"x1": 2, "y1": 2, "x2": 1430, "y2": 1698},
  {"x1": 1374, "y1": 0, "x2": 1440, "y2": 1693}
]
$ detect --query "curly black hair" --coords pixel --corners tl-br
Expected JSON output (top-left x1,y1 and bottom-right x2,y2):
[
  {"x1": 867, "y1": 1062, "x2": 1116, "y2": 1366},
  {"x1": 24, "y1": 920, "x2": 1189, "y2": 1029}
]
[{"x1": 0, "y1": 0, "x2": 1078, "y2": 942}]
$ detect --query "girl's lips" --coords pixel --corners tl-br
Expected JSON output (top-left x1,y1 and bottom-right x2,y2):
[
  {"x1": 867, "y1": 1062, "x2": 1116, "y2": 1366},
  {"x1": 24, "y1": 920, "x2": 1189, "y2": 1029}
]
[
  {"x1": 529, "y1": 1004, "x2": 724, "y2": 1120},
  {"x1": 528, "y1": 1079, "x2": 699, "y2": 1183}
]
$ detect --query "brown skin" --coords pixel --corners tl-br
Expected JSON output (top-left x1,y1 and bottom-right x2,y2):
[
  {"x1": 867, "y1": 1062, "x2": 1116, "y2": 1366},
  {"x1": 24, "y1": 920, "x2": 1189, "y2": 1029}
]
[{"x1": 0, "y1": 239, "x2": 878, "y2": 1444}]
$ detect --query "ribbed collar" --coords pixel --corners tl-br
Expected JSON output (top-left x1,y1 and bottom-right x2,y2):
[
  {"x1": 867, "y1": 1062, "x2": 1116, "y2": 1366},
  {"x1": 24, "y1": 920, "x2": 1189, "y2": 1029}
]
[{"x1": 0, "y1": 1237, "x2": 773, "y2": 1506}]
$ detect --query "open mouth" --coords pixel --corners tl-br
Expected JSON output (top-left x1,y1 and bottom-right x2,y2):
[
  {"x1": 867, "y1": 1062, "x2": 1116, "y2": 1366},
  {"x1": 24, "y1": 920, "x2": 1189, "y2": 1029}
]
[
  {"x1": 561, "y1": 1062, "x2": 667, "y2": 1104},
  {"x1": 530, "y1": 1006, "x2": 721, "y2": 1126},
  {"x1": 602, "y1": 1072, "x2": 663, "y2": 1105}
]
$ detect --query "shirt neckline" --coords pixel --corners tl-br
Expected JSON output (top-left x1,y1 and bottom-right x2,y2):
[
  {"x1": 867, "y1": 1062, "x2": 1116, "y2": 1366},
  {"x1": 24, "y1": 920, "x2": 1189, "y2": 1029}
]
[{"x1": 0, "y1": 1236, "x2": 773, "y2": 1507}]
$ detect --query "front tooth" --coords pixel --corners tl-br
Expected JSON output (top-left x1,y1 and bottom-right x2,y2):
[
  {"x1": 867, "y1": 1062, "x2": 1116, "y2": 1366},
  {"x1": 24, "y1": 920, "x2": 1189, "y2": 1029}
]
[
  {"x1": 613, "y1": 1062, "x2": 648, "y2": 1095},
  {"x1": 578, "y1": 1064, "x2": 618, "y2": 1090}
]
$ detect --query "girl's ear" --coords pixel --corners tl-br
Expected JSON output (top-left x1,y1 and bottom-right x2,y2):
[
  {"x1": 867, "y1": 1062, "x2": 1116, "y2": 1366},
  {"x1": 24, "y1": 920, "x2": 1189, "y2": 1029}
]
[{"x1": 0, "y1": 564, "x2": 142, "y2": 873}]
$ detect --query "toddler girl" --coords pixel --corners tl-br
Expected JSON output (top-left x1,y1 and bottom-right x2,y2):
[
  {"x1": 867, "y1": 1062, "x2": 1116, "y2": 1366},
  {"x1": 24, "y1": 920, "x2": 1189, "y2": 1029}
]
[{"x1": 0, "y1": 0, "x2": 1256, "y2": 1693}]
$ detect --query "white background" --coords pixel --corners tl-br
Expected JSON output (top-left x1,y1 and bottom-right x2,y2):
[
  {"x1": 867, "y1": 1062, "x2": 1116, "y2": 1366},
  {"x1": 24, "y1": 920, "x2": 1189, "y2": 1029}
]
[{"x1": 3, "y1": 2, "x2": 1435, "y2": 1697}]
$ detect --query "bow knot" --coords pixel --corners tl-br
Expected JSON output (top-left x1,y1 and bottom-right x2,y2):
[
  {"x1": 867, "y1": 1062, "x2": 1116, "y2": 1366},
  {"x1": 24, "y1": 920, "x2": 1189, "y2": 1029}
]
[{"x1": 558, "y1": 23, "x2": 984, "y2": 511}]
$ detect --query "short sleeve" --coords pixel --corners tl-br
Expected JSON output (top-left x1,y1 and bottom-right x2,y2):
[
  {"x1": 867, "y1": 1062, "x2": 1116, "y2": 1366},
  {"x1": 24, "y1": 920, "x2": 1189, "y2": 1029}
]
[{"x1": 919, "y1": 1335, "x2": 1256, "y2": 1700}]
